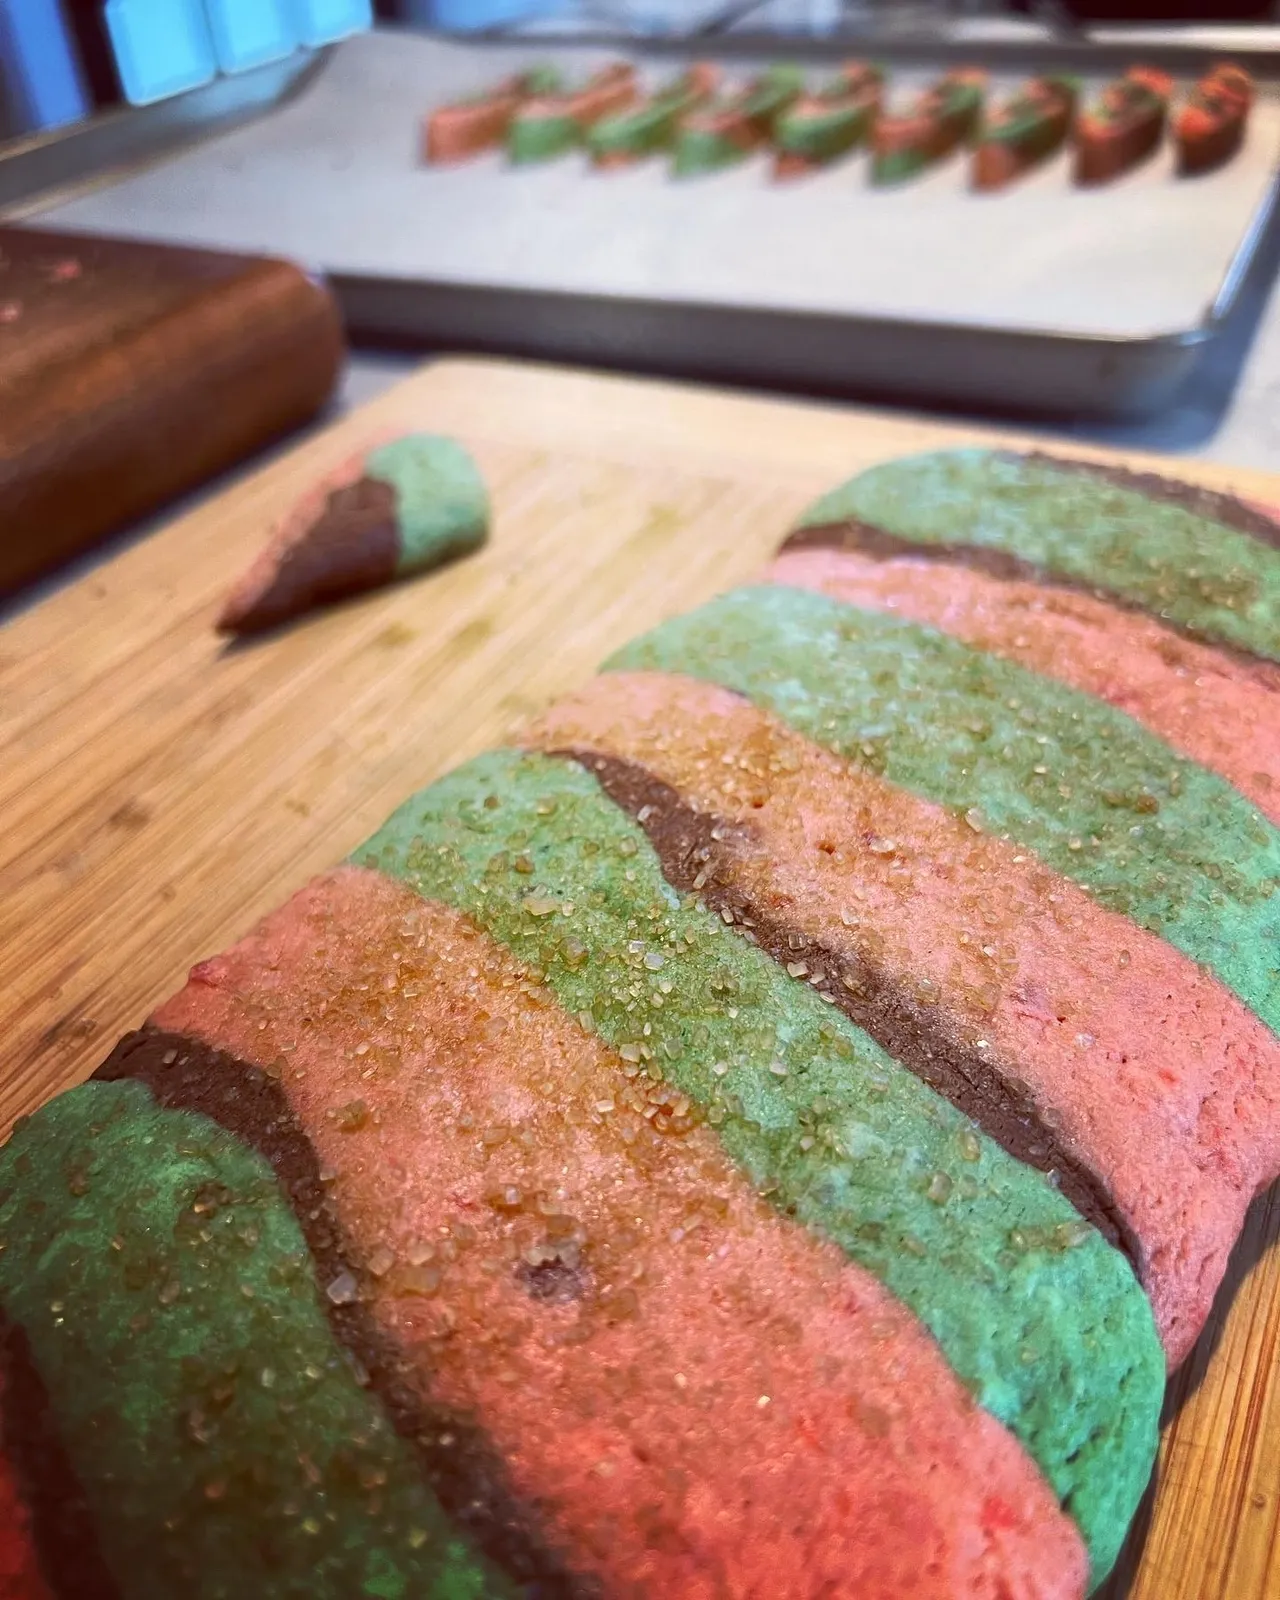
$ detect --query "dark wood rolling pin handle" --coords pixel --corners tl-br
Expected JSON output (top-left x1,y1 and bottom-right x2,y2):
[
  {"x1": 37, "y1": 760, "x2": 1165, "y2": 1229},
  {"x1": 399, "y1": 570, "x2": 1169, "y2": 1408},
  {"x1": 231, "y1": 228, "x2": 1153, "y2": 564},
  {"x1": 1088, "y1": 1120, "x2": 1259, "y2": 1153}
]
[{"x1": 0, "y1": 226, "x2": 345, "y2": 596}]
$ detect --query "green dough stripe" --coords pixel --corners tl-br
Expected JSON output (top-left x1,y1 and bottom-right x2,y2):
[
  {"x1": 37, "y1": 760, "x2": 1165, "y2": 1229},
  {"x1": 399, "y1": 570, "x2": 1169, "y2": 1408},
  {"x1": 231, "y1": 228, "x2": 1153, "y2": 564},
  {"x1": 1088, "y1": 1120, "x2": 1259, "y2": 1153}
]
[
  {"x1": 0, "y1": 1081, "x2": 509, "y2": 1600},
  {"x1": 608, "y1": 585, "x2": 1280, "y2": 1038},
  {"x1": 365, "y1": 436, "x2": 489, "y2": 577},
  {"x1": 355, "y1": 747, "x2": 1162, "y2": 1583},
  {"x1": 798, "y1": 448, "x2": 1280, "y2": 665}
]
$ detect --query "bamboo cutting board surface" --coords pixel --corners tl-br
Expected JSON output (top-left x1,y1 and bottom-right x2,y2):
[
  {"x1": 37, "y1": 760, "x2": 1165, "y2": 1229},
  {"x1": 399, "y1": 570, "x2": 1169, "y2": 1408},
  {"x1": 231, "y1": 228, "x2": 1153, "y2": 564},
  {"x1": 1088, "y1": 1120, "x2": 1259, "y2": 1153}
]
[{"x1": 1, "y1": 356, "x2": 1277, "y2": 1600}]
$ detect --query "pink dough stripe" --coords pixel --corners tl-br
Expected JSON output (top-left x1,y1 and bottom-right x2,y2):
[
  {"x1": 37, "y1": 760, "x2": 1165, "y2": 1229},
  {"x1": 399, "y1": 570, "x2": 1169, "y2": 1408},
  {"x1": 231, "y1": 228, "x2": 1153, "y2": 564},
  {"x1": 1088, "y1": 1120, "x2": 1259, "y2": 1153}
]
[
  {"x1": 768, "y1": 546, "x2": 1280, "y2": 826},
  {"x1": 0, "y1": 1425, "x2": 53, "y2": 1600},
  {"x1": 154, "y1": 866, "x2": 1085, "y2": 1600},
  {"x1": 528, "y1": 672, "x2": 1280, "y2": 1365}
]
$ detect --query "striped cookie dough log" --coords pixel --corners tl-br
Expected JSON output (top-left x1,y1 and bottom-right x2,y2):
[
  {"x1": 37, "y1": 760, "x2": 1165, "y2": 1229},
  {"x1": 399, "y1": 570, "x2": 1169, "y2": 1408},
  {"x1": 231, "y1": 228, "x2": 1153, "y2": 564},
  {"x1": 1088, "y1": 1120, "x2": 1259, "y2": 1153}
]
[
  {"x1": 218, "y1": 434, "x2": 489, "y2": 635},
  {"x1": 792, "y1": 448, "x2": 1280, "y2": 668},
  {"x1": 0, "y1": 1372, "x2": 56, "y2": 1600},
  {"x1": 351, "y1": 750, "x2": 1162, "y2": 1582},
  {"x1": 0, "y1": 1080, "x2": 517, "y2": 1600},
  {"x1": 152, "y1": 865, "x2": 1088, "y2": 1600},
  {"x1": 605, "y1": 585, "x2": 1280, "y2": 1041},
  {"x1": 529, "y1": 670, "x2": 1280, "y2": 1363},
  {"x1": 768, "y1": 545, "x2": 1280, "y2": 826}
]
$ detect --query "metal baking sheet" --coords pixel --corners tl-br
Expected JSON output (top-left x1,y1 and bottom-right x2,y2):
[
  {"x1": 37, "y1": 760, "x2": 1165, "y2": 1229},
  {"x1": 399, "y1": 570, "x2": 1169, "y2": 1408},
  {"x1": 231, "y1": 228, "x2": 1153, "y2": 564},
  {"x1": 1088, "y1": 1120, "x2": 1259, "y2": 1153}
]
[{"x1": 23, "y1": 29, "x2": 1280, "y2": 417}]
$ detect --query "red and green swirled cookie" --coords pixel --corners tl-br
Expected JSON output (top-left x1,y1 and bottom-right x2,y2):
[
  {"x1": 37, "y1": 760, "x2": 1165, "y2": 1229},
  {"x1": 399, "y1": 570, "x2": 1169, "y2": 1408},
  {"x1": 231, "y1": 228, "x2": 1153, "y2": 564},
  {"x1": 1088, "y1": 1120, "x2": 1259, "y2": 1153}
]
[
  {"x1": 871, "y1": 68, "x2": 986, "y2": 184},
  {"x1": 1074, "y1": 67, "x2": 1171, "y2": 185},
  {"x1": 8, "y1": 444, "x2": 1280, "y2": 1598},
  {"x1": 1175, "y1": 63, "x2": 1253, "y2": 176},
  {"x1": 972, "y1": 75, "x2": 1077, "y2": 191},
  {"x1": 772, "y1": 62, "x2": 883, "y2": 179}
]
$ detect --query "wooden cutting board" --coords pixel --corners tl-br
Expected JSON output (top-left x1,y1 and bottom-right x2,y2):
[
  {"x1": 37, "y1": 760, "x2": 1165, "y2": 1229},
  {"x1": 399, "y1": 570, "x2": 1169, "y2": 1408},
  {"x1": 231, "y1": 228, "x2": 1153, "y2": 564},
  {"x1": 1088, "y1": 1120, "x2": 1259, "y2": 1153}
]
[{"x1": 0, "y1": 356, "x2": 1276, "y2": 1600}]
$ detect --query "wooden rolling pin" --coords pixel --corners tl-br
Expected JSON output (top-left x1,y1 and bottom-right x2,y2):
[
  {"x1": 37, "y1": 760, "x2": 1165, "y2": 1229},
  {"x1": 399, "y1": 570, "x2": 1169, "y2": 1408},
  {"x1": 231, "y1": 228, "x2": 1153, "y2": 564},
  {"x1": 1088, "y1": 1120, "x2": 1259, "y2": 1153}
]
[{"x1": 0, "y1": 225, "x2": 344, "y2": 595}]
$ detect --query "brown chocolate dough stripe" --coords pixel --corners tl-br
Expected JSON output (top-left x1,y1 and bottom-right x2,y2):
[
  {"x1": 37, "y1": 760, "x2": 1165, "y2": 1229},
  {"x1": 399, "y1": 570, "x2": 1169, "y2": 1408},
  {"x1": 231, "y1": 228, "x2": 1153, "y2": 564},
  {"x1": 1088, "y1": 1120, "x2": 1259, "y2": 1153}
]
[
  {"x1": 556, "y1": 747, "x2": 1141, "y2": 1273},
  {"x1": 93, "y1": 1027, "x2": 594, "y2": 1600},
  {"x1": 0, "y1": 1312, "x2": 122, "y2": 1600},
  {"x1": 783, "y1": 517, "x2": 1280, "y2": 689},
  {"x1": 226, "y1": 476, "x2": 400, "y2": 634},
  {"x1": 1012, "y1": 450, "x2": 1280, "y2": 551}
]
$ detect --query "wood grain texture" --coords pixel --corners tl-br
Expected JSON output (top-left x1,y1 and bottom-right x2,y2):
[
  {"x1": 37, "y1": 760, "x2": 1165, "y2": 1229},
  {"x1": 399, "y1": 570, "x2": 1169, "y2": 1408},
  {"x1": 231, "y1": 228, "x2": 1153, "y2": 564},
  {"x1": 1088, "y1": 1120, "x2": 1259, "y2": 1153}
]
[
  {"x1": 0, "y1": 225, "x2": 344, "y2": 594},
  {"x1": 0, "y1": 356, "x2": 1277, "y2": 1600}
]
